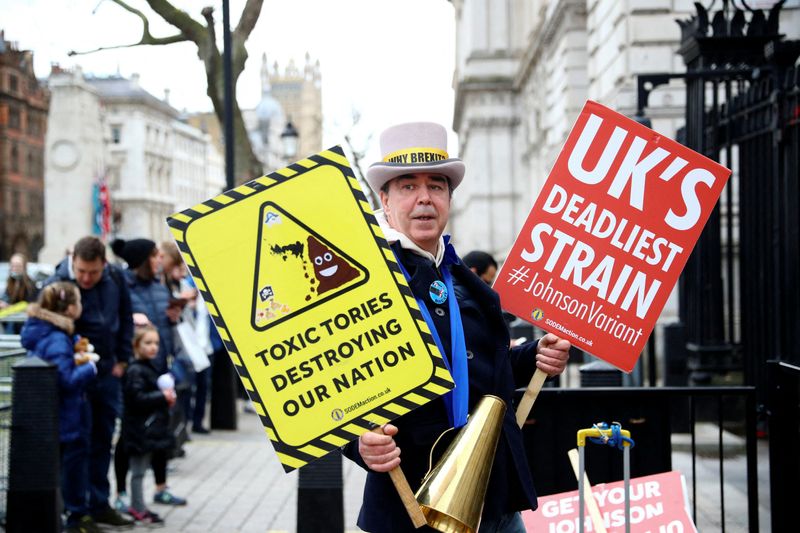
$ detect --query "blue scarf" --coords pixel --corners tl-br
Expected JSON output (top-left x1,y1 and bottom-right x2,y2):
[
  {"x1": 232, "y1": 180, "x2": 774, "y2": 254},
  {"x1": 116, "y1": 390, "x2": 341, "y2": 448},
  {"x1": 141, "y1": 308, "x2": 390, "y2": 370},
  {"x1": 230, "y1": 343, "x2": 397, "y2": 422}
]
[{"x1": 395, "y1": 237, "x2": 469, "y2": 428}]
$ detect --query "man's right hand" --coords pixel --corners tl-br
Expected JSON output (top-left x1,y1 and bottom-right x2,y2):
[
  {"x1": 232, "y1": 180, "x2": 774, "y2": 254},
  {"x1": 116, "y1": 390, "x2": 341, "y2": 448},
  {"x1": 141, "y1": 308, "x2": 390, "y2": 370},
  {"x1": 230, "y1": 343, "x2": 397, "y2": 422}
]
[
  {"x1": 359, "y1": 424, "x2": 401, "y2": 472},
  {"x1": 133, "y1": 312, "x2": 151, "y2": 327}
]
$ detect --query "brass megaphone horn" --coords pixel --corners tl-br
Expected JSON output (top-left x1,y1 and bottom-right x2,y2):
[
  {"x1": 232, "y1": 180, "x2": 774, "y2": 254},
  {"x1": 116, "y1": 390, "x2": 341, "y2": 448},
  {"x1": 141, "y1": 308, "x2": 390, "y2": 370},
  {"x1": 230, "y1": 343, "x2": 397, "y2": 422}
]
[{"x1": 415, "y1": 395, "x2": 507, "y2": 533}]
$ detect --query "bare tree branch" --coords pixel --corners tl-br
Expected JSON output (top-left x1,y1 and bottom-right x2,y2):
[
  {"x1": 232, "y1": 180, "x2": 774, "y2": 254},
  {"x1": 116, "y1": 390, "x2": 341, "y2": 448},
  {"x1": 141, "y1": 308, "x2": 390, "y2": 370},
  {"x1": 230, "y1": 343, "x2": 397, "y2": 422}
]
[
  {"x1": 199, "y1": 7, "x2": 222, "y2": 102},
  {"x1": 74, "y1": 0, "x2": 264, "y2": 183},
  {"x1": 234, "y1": 0, "x2": 264, "y2": 39},
  {"x1": 231, "y1": 0, "x2": 264, "y2": 86},
  {"x1": 342, "y1": 107, "x2": 378, "y2": 209},
  {"x1": 68, "y1": 35, "x2": 187, "y2": 56},
  {"x1": 143, "y1": 0, "x2": 206, "y2": 43},
  {"x1": 69, "y1": 0, "x2": 190, "y2": 55}
]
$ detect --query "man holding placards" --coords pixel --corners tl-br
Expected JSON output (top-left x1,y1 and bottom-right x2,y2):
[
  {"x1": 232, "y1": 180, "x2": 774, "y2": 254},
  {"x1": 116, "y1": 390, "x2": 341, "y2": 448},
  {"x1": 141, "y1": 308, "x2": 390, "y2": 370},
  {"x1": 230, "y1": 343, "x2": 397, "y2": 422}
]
[{"x1": 343, "y1": 122, "x2": 571, "y2": 532}]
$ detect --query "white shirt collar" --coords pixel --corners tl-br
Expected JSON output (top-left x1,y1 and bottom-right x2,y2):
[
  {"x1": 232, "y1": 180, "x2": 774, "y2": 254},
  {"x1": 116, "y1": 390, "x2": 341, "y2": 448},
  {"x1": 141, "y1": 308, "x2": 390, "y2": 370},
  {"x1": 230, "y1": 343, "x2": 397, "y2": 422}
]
[{"x1": 374, "y1": 210, "x2": 445, "y2": 267}]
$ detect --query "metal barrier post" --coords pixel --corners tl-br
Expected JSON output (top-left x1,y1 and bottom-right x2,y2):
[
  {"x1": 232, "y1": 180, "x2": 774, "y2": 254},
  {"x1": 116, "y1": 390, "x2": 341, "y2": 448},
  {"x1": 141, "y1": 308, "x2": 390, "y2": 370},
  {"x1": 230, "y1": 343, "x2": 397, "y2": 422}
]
[
  {"x1": 210, "y1": 348, "x2": 238, "y2": 430},
  {"x1": 6, "y1": 357, "x2": 60, "y2": 533},
  {"x1": 296, "y1": 452, "x2": 344, "y2": 533},
  {"x1": 768, "y1": 360, "x2": 798, "y2": 533}
]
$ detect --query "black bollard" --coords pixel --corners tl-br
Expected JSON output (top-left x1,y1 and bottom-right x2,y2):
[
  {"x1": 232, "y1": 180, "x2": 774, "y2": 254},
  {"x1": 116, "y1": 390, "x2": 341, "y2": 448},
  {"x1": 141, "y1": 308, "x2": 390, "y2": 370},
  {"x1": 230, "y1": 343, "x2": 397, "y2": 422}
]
[
  {"x1": 6, "y1": 357, "x2": 60, "y2": 533},
  {"x1": 210, "y1": 348, "x2": 238, "y2": 430},
  {"x1": 579, "y1": 359, "x2": 623, "y2": 387},
  {"x1": 662, "y1": 322, "x2": 688, "y2": 386},
  {"x1": 297, "y1": 452, "x2": 344, "y2": 533}
]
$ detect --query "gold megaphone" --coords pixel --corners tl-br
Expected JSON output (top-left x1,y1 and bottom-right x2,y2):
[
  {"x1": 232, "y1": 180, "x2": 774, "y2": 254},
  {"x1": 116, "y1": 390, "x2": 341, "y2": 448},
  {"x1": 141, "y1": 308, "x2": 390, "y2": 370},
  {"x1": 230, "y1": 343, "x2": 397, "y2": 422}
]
[{"x1": 415, "y1": 395, "x2": 507, "y2": 533}]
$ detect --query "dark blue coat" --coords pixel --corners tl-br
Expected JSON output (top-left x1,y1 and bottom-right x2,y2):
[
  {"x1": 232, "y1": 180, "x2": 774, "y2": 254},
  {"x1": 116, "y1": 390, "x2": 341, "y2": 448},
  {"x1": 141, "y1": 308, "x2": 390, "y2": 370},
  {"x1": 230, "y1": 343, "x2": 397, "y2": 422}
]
[
  {"x1": 49, "y1": 260, "x2": 133, "y2": 375},
  {"x1": 343, "y1": 244, "x2": 540, "y2": 532},
  {"x1": 21, "y1": 307, "x2": 96, "y2": 442},
  {"x1": 124, "y1": 270, "x2": 173, "y2": 374}
]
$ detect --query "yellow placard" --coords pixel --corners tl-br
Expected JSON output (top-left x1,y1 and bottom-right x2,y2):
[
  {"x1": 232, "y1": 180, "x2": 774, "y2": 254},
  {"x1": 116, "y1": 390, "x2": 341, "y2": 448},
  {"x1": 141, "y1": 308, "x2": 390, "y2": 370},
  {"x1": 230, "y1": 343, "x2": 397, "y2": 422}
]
[
  {"x1": 167, "y1": 146, "x2": 454, "y2": 472},
  {"x1": 0, "y1": 301, "x2": 27, "y2": 319}
]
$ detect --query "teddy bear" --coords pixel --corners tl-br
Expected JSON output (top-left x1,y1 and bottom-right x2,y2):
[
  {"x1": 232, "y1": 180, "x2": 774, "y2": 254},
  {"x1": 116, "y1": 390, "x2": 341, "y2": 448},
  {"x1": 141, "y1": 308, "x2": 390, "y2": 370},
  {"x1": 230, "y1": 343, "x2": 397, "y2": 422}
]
[{"x1": 73, "y1": 336, "x2": 100, "y2": 366}]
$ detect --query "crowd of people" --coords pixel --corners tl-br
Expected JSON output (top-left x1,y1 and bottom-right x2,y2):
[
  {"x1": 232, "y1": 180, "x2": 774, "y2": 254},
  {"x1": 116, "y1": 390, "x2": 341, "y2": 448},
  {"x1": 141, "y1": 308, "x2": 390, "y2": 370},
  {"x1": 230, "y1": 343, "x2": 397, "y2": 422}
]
[
  {"x1": 8, "y1": 236, "x2": 219, "y2": 532},
  {"x1": 4, "y1": 119, "x2": 572, "y2": 533}
]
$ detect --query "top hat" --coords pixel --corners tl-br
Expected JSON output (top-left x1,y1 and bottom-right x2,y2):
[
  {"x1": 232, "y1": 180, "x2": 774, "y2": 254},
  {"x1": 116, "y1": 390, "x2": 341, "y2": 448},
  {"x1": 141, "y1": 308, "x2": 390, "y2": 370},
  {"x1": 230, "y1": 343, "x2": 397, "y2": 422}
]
[{"x1": 366, "y1": 122, "x2": 465, "y2": 195}]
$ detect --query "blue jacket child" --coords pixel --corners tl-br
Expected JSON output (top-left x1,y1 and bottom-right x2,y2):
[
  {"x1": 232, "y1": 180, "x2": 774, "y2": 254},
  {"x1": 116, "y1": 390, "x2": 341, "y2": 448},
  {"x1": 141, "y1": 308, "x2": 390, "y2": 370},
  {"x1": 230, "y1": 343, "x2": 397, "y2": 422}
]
[
  {"x1": 21, "y1": 282, "x2": 97, "y2": 441},
  {"x1": 20, "y1": 281, "x2": 97, "y2": 527}
]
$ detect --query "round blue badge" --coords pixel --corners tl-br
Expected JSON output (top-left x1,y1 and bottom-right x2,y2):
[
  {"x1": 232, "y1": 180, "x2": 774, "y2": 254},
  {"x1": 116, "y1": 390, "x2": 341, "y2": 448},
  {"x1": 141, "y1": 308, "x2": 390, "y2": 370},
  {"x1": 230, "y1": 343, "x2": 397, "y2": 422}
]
[{"x1": 429, "y1": 280, "x2": 448, "y2": 305}]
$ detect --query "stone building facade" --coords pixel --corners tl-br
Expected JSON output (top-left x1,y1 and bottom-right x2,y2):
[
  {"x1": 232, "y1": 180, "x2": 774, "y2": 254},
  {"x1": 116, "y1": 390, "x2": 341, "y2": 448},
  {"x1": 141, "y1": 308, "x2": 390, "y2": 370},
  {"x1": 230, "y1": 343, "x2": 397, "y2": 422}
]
[
  {"x1": 0, "y1": 31, "x2": 48, "y2": 260},
  {"x1": 39, "y1": 66, "x2": 107, "y2": 263},
  {"x1": 268, "y1": 54, "x2": 322, "y2": 159},
  {"x1": 40, "y1": 70, "x2": 223, "y2": 261},
  {"x1": 189, "y1": 53, "x2": 322, "y2": 174},
  {"x1": 450, "y1": 0, "x2": 799, "y2": 258},
  {"x1": 450, "y1": 0, "x2": 800, "y2": 347},
  {"x1": 90, "y1": 75, "x2": 182, "y2": 242}
]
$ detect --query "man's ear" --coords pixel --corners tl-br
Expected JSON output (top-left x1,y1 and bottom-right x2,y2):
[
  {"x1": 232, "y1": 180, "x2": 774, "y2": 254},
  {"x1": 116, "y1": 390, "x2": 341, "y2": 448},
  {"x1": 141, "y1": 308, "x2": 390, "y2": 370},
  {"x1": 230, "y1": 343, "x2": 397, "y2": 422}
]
[{"x1": 379, "y1": 190, "x2": 390, "y2": 213}]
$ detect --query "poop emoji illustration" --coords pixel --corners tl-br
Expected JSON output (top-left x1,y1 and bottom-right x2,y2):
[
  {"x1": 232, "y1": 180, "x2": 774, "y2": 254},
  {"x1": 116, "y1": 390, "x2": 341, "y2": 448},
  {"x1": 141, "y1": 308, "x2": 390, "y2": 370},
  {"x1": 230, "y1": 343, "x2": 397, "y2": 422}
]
[
  {"x1": 308, "y1": 235, "x2": 359, "y2": 294},
  {"x1": 251, "y1": 202, "x2": 367, "y2": 331}
]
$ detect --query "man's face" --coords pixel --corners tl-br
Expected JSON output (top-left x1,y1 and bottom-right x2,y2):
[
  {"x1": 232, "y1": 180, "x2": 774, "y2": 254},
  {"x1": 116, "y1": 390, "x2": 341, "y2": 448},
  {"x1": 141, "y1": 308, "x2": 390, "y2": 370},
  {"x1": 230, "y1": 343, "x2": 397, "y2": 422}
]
[
  {"x1": 479, "y1": 265, "x2": 497, "y2": 285},
  {"x1": 73, "y1": 256, "x2": 105, "y2": 290},
  {"x1": 380, "y1": 173, "x2": 451, "y2": 255}
]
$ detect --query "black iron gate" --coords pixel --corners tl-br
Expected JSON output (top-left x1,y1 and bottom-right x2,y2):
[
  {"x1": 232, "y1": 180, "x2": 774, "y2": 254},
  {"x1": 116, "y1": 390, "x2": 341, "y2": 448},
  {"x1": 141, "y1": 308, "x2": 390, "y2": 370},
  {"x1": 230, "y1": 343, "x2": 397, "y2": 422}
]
[
  {"x1": 636, "y1": 2, "x2": 799, "y2": 531},
  {"x1": 637, "y1": 1, "x2": 800, "y2": 399}
]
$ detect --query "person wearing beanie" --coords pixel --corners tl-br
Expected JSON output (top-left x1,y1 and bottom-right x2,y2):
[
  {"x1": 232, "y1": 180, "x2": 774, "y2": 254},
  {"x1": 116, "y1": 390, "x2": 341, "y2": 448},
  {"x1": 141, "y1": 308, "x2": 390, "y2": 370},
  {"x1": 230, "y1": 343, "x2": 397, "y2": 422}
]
[
  {"x1": 342, "y1": 122, "x2": 570, "y2": 533},
  {"x1": 111, "y1": 238, "x2": 156, "y2": 271},
  {"x1": 113, "y1": 238, "x2": 188, "y2": 509}
]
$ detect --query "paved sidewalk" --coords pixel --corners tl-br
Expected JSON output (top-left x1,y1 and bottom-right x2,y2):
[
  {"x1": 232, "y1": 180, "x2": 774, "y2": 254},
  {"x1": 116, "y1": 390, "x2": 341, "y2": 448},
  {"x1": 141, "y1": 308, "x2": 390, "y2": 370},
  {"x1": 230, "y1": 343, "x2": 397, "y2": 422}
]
[{"x1": 126, "y1": 402, "x2": 366, "y2": 532}]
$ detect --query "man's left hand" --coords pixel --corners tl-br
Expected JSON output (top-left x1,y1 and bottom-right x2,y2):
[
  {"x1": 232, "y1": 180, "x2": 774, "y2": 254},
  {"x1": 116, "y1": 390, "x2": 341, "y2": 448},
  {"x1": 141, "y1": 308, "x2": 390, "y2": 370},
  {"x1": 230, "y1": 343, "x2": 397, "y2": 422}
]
[{"x1": 536, "y1": 333, "x2": 570, "y2": 376}]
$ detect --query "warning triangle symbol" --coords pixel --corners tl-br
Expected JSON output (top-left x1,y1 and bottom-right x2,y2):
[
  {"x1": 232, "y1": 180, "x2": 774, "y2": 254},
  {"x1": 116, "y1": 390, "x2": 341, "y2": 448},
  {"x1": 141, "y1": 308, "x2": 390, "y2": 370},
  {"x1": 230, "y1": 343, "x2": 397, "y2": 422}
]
[{"x1": 251, "y1": 202, "x2": 369, "y2": 331}]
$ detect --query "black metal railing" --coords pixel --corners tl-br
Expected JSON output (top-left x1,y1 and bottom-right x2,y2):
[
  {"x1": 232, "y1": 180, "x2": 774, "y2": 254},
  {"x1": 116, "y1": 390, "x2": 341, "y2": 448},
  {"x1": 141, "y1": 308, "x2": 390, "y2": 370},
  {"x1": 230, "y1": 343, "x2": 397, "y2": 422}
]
[
  {"x1": 520, "y1": 386, "x2": 759, "y2": 532},
  {"x1": 637, "y1": 1, "x2": 800, "y2": 390},
  {"x1": 0, "y1": 342, "x2": 25, "y2": 525}
]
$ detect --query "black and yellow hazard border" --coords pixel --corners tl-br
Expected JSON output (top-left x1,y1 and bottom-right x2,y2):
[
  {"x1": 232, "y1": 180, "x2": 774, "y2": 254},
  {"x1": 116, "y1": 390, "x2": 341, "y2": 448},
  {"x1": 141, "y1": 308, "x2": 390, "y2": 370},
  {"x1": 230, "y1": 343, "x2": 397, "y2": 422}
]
[{"x1": 166, "y1": 146, "x2": 454, "y2": 472}]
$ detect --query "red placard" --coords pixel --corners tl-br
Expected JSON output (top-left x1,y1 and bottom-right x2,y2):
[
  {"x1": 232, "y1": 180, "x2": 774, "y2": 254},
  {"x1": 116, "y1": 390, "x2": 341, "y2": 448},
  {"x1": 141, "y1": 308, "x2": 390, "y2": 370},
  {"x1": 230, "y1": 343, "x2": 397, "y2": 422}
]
[
  {"x1": 494, "y1": 101, "x2": 731, "y2": 371},
  {"x1": 522, "y1": 471, "x2": 697, "y2": 532}
]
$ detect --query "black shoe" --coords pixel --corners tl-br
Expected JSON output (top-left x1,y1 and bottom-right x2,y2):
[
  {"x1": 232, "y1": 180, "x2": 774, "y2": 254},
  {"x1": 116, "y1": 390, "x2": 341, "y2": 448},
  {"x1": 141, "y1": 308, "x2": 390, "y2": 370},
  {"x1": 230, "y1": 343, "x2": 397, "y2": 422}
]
[
  {"x1": 192, "y1": 425, "x2": 210, "y2": 434},
  {"x1": 64, "y1": 515, "x2": 103, "y2": 533},
  {"x1": 92, "y1": 507, "x2": 135, "y2": 529}
]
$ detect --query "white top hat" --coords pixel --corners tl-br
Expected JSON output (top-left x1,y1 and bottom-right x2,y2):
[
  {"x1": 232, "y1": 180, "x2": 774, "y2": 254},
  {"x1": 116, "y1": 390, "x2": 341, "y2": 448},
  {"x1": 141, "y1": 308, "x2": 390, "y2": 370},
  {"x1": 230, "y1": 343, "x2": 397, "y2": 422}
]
[{"x1": 366, "y1": 122, "x2": 465, "y2": 195}]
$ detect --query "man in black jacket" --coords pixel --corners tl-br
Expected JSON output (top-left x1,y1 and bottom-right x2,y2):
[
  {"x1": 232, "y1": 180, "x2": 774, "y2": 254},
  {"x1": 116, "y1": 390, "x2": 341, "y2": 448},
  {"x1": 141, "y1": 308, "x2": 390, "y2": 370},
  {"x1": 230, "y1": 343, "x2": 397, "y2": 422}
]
[
  {"x1": 343, "y1": 122, "x2": 570, "y2": 532},
  {"x1": 49, "y1": 236, "x2": 135, "y2": 530}
]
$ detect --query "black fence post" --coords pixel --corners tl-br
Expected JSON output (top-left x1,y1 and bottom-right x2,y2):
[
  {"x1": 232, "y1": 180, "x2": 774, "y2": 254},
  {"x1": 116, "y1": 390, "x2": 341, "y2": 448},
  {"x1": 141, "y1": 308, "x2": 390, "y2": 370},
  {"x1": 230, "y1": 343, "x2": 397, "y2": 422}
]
[
  {"x1": 579, "y1": 360, "x2": 622, "y2": 387},
  {"x1": 210, "y1": 348, "x2": 238, "y2": 430},
  {"x1": 767, "y1": 360, "x2": 799, "y2": 532},
  {"x1": 662, "y1": 322, "x2": 688, "y2": 386},
  {"x1": 6, "y1": 357, "x2": 60, "y2": 533},
  {"x1": 297, "y1": 452, "x2": 344, "y2": 533}
]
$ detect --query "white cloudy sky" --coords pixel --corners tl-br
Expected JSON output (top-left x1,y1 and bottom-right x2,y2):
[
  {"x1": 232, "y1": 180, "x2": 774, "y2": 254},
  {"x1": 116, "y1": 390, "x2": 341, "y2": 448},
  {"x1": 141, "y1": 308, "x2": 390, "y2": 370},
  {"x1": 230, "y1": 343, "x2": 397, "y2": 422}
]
[{"x1": 4, "y1": 0, "x2": 458, "y2": 160}]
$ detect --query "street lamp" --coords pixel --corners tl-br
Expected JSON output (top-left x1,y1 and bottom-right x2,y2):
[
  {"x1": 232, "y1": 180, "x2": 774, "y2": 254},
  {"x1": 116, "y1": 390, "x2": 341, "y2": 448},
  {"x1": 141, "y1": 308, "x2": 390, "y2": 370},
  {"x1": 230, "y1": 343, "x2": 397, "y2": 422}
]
[{"x1": 281, "y1": 120, "x2": 299, "y2": 160}]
